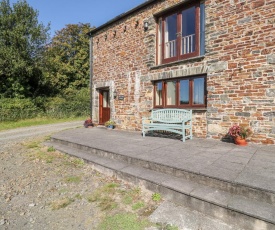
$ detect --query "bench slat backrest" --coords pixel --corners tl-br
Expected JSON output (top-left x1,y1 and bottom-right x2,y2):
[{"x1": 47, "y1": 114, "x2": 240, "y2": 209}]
[{"x1": 151, "y1": 109, "x2": 192, "y2": 123}]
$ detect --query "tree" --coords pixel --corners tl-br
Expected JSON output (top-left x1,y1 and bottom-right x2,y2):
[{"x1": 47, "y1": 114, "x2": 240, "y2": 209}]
[
  {"x1": 0, "y1": 0, "x2": 50, "y2": 98},
  {"x1": 44, "y1": 23, "x2": 93, "y2": 96}
]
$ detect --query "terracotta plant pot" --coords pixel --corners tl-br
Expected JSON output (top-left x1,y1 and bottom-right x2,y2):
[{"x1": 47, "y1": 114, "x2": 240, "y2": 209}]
[{"x1": 234, "y1": 137, "x2": 248, "y2": 146}]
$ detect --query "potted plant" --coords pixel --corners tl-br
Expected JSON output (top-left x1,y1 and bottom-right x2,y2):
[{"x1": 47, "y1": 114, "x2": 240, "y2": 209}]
[
  {"x1": 84, "y1": 118, "x2": 94, "y2": 128},
  {"x1": 104, "y1": 120, "x2": 116, "y2": 129},
  {"x1": 228, "y1": 124, "x2": 253, "y2": 146}
]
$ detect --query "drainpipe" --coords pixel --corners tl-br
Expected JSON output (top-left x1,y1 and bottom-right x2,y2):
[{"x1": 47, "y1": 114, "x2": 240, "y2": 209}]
[{"x1": 89, "y1": 36, "x2": 93, "y2": 119}]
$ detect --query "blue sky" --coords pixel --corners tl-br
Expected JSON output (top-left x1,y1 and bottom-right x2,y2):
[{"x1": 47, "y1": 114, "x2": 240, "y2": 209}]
[{"x1": 9, "y1": 0, "x2": 146, "y2": 37}]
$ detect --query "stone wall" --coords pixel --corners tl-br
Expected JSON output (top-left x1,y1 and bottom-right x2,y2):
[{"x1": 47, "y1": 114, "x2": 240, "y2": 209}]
[
  {"x1": 205, "y1": 0, "x2": 275, "y2": 144},
  {"x1": 91, "y1": 0, "x2": 275, "y2": 144}
]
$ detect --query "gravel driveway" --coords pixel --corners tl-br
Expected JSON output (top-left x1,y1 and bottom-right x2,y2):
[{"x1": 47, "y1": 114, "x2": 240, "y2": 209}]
[
  {"x1": 0, "y1": 121, "x2": 104, "y2": 229},
  {"x1": 0, "y1": 121, "x2": 82, "y2": 144}
]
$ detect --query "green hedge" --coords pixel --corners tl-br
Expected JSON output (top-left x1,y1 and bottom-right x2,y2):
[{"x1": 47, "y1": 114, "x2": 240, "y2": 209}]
[
  {"x1": 45, "y1": 88, "x2": 90, "y2": 118},
  {"x1": 0, "y1": 88, "x2": 90, "y2": 121},
  {"x1": 0, "y1": 97, "x2": 41, "y2": 121}
]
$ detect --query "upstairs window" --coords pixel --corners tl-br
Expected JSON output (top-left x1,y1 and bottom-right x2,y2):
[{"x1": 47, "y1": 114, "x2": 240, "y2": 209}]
[{"x1": 157, "y1": 2, "x2": 204, "y2": 64}]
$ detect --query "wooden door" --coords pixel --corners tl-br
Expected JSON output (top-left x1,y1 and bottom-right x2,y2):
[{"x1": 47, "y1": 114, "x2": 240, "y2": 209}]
[{"x1": 99, "y1": 89, "x2": 110, "y2": 125}]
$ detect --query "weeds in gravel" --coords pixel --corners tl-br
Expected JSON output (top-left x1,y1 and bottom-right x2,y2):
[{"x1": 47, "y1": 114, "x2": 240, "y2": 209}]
[
  {"x1": 63, "y1": 156, "x2": 85, "y2": 168},
  {"x1": 44, "y1": 135, "x2": 51, "y2": 141},
  {"x1": 47, "y1": 146, "x2": 55, "y2": 152},
  {"x1": 25, "y1": 139, "x2": 84, "y2": 168},
  {"x1": 87, "y1": 192, "x2": 117, "y2": 211},
  {"x1": 152, "y1": 193, "x2": 162, "y2": 202},
  {"x1": 25, "y1": 140, "x2": 65, "y2": 164},
  {"x1": 22, "y1": 138, "x2": 164, "y2": 229},
  {"x1": 87, "y1": 179, "x2": 160, "y2": 229},
  {"x1": 97, "y1": 213, "x2": 150, "y2": 230},
  {"x1": 106, "y1": 182, "x2": 120, "y2": 189},
  {"x1": 25, "y1": 141, "x2": 40, "y2": 149},
  {"x1": 51, "y1": 197, "x2": 74, "y2": 210},
  {"x1": 119, "y1": 187, "x2": 141, "y2": 203},
  {"x1": 31, "y1": 151, "x2": 55, "y2": 163},
  {"x1": 100, "y1": 197, "x2": 118, "y2": 211},
  {"x1": 59, "y1": 188, "x2": 70, "y2": 194},
  {"x1": 87, "y1": 182, "x2": 119, "y2": 211},
  {"x1": 122, "y1": 195, "x2": 133, "y2": 205},
  {"x1": 64, "y1": 176, "x2": 81, "y2": 183},
  {"x1": 87, "y1": 191, "x2": 100, "y2": 203},
  {"x1": 28, "y1": 148, "x2": 65, "y2": 163},
  {"x1": 132, "y1": 201, "x2": 145, "y2": 210},
  {"x1": 74, "y1": 194, "x2": 82, "y2": 199}
]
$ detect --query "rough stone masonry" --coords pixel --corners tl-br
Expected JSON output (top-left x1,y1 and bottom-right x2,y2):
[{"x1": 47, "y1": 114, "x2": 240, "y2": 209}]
[{"x1": 90, "y1": 0, "x2": 275, "y2": 144}]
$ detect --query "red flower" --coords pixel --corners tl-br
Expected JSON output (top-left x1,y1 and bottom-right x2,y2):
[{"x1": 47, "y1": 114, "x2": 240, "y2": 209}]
[
  {"x1": 228, "y1": 124, "x2": 253, "y2": 139},
  {"x1": 228, "y1": 124, "x2": 241, "y2": 138}
]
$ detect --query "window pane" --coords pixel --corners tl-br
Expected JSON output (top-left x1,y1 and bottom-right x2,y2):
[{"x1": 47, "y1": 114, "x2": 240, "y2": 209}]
[
  {"x1": 180, "y1": 80, "x2": 189, "y2": 104},
  {"x1": 155, "y1": 82, "x2": 163, "y2": 106},
  {"x1": 158, "y1": 19, "x2": 162, "y2": 64},
  {"x1": 166, "y1": 81, "x2": 176, "y2": 105},
  {"x1": 165, "y1": 14, "x2": 177, "y2": 58},
  {"x1": 103, "y1": 91, "x2": 109, "y2": 107},
  {"x1": 181, "y1": 6, "x2": 196, "y2": 54},
  {"x1": 193, "y1": 78, "x2": 204, "y2": 104}
]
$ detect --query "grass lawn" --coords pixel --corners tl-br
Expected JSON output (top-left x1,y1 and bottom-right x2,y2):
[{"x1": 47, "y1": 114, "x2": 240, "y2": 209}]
[{"x1": 0, "y1": 116, "x2": 86, "y2": 131}]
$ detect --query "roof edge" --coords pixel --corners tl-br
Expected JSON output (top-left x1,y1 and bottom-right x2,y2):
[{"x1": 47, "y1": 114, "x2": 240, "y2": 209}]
[{"x1": 87, "y1": 0, "x2": 158, "y2": 37}]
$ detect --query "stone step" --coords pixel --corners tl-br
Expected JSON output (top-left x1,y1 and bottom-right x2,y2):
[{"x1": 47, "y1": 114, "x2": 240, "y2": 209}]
[
  {"x1": 50, "y1": 137, "x2": 275, "y2": 206},
  {"x1": 45, "y1": 140, "x2": 275, "y2": 230}
]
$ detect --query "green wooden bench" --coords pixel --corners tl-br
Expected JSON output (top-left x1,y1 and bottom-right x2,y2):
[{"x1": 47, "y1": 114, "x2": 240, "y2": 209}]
[{"x1": 142, "y1": 109, "x2": 192, "y2": 142}]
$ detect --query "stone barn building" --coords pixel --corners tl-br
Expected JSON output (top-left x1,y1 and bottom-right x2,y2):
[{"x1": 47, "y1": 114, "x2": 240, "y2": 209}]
[{"x1": 88, "y1": 0, "x2": 275, "y2": 144}]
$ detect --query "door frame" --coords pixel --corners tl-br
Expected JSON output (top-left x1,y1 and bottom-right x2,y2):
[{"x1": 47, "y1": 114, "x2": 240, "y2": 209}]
[{"x1": 99, "y1": 88, "x2": 111, "y2": 125}]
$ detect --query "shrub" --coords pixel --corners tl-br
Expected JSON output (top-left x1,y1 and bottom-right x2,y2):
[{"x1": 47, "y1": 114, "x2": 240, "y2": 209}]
[
  {"x1": 44, "y1": 88, "x2": 90, "y2": 118},
  {"x1": 0, "y1": 97, "x2": 41, "y2": 121},
  {"x1": 0, "y1": 88, "x2": 90, "y2": 121}
]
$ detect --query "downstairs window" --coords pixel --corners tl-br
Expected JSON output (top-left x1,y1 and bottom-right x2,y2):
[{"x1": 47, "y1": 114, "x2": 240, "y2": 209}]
[{"x1": 154, "y1": 75, "x2": 206, "y2": 109}]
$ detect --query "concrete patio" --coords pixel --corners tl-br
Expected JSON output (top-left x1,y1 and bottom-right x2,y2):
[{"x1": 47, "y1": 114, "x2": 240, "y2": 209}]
[{"x1": 46, "y1": 127, "x2": 275, "y2": 230}]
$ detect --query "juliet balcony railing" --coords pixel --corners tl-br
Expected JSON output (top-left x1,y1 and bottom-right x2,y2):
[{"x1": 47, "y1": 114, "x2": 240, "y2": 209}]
[
  {"x1": 181, "y1": 34, "x2": 195, "y2": 55},
  {"x1": 165, "y1": 34, "x2": 195, "y2": 59},
  {"x1": 165, "y1": 39, "x2": 177, "y2": 58}
]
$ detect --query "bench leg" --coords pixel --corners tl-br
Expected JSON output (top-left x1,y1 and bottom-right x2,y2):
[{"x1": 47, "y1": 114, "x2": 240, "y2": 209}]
[
  {"x1": 182, "y1": 128, "x2": 185, "y2": 142},
  {"x1": 190, "y1": 121, "x2": 192, "y2": 140},
  {"x1": 142, "y1": 126, "x2": 145, "y2": 137}
]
